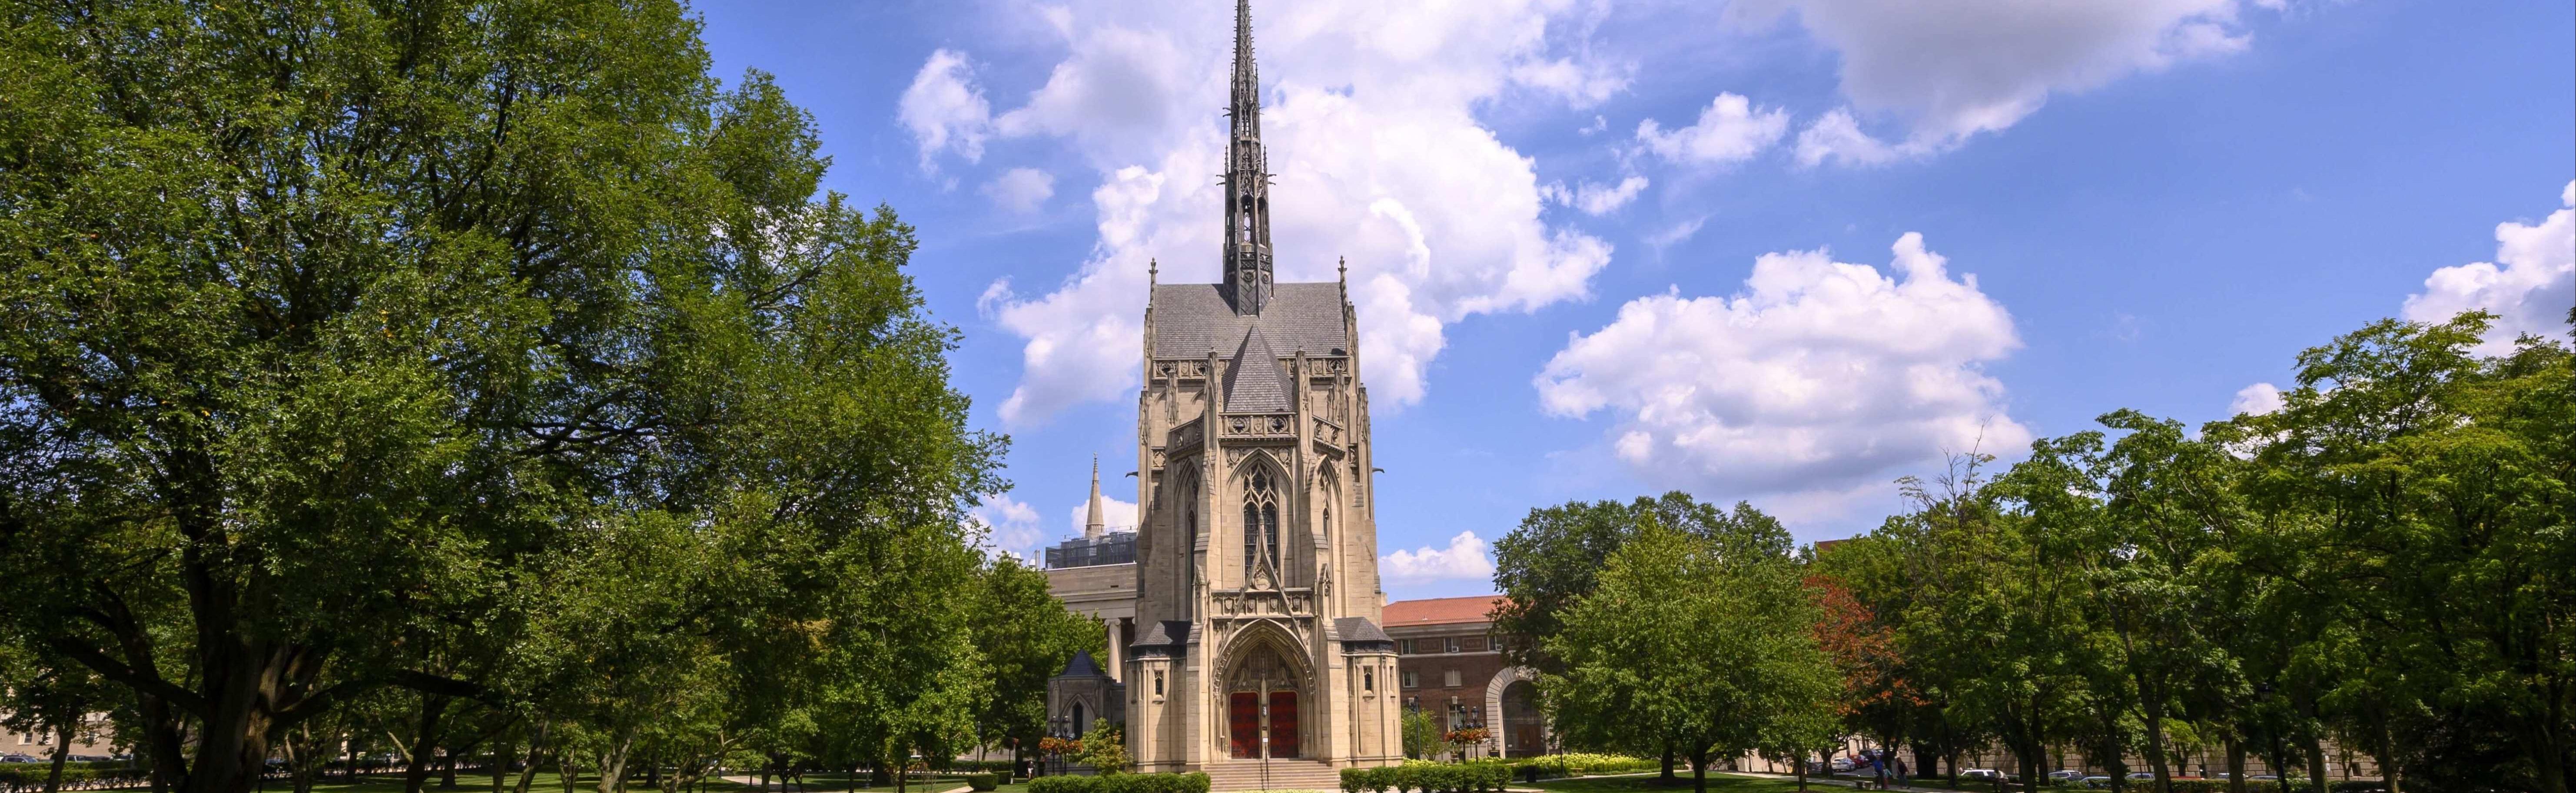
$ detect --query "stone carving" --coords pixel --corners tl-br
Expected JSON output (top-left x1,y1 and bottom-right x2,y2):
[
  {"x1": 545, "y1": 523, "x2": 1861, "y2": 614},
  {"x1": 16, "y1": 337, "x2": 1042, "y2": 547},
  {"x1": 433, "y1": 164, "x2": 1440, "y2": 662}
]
[
  {"x1": 1222, "y1": 413, "x2": 1294, "y2": 439},
  {"x1": 1310, "y1": 417, "x2": 1343, "y2": 447}
]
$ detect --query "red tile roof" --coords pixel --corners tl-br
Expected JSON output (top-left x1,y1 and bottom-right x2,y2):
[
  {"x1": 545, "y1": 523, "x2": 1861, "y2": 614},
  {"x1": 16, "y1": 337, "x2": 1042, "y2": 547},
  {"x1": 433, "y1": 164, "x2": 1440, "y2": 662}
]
[{"x1": 1383, "y1": 595, "x2": 1507, "y2": 628}]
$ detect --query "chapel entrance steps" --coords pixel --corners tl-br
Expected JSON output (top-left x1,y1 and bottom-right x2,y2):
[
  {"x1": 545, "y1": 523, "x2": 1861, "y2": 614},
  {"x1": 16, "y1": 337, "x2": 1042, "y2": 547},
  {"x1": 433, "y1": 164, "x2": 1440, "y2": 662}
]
[{"x1": 1201, "y1": 759, "x2": 1345, "y2": 791}]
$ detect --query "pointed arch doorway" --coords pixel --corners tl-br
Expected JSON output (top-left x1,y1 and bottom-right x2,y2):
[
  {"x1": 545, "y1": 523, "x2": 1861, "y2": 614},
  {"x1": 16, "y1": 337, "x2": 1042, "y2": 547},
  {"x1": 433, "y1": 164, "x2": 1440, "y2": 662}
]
[{"x1": 1224, "y1": 640, "x2": 1303, "y2": 759}]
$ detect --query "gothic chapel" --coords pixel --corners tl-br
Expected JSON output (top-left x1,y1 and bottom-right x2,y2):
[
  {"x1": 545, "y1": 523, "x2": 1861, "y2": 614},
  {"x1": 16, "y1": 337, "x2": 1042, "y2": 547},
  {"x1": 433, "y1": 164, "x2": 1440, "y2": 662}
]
[{"x1": 1121, "y1": 0, "x2": 1404, "y2": 777}]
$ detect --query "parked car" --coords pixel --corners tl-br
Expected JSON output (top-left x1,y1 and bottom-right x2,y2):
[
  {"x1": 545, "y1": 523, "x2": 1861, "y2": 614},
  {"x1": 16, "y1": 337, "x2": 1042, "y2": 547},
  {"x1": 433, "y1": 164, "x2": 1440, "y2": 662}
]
[
  {"x1": 2082, "y1": 777, "x2": 2114, "y2": 789},
  {"x1": 2128, "y1": 772, "x2": 2158, "y2": 781},
  {"x1": 2048, "y1": 770, "x2": 2084, "y2": 782},
  {"x1": 1961, "y1": 769, "x2": 2005, "y2": 781},
  {"x1": 1831, "y1": 757, "x2": 1856, "y2": 772}
]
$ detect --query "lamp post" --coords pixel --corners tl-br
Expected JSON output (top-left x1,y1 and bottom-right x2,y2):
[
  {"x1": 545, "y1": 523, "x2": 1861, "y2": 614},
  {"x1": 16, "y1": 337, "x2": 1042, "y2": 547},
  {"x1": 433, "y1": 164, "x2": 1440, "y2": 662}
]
[{"x1": 1047, "y1": 716, "x2": 1068, "y2": 778}]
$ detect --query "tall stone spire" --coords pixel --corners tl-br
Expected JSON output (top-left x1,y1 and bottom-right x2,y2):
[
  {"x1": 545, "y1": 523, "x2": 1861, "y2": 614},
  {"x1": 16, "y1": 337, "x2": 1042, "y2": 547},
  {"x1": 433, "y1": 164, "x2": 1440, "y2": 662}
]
[
  {"x1": 1221, "y1": 0, "x2": 1273, "y2": 316},
  {"x1": 1083, "y1": 455, "x2": 1106, "y2": 539}
]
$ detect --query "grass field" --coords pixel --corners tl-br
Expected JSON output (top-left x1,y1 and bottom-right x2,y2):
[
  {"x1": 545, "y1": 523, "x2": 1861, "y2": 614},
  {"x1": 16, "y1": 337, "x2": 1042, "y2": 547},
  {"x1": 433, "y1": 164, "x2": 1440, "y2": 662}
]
[
  {"x1": 1522, "y1": 773, "x2": 1827, "y2": 793},
  {"x1": 233, "y1": 773, "x2": 978, "y2": 793}
]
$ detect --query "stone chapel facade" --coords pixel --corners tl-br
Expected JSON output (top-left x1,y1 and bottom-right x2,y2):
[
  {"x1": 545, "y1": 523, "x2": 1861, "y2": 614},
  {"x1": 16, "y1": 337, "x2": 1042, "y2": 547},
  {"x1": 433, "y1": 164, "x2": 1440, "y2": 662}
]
[{"x1": 1117, "y1": 0, "x2": 1405, "y2": 775}]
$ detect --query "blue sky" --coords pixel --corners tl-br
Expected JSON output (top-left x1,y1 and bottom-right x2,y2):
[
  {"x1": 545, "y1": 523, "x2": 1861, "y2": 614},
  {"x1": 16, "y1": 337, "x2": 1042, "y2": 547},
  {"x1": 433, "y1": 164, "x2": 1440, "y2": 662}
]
[{"x1": 693, "y1": 0, "x2": 2574, "y2": 601}]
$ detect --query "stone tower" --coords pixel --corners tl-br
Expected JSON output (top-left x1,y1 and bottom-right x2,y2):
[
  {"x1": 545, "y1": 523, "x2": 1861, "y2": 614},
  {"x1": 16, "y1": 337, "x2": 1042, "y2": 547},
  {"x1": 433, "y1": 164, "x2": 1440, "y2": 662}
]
[{"x1": 1123, "y1": 0, "x2": 1404, "y2": 777}]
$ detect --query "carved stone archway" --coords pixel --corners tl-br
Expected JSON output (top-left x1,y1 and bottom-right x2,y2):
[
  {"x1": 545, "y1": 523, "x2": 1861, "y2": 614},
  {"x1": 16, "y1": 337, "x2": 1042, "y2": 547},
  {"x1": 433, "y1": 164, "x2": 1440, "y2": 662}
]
[
  {"x1": 1483, "y1": 666, "x2": 1546, "y2": 758},
  {"x1": 1216, "y1": 622, "x2": 1315, "y2": 760}
]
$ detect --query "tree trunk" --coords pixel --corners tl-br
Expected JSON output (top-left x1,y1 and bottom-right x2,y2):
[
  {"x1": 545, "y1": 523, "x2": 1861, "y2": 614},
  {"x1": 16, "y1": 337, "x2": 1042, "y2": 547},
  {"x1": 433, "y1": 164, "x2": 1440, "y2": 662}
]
[
  {"x1": 511, "y1": 727, "x2": 547, "y2": 793},
  {"x1": 404, "y1": 695, "x2": 453, "y2": 793},
  {"x1": 1661, "y1": 742, "x2": 1678, "y2": 784},
  {"x1": 595, "y1": 731, "x2": 636, "y2": 793},
  {"x1": 2226, "y1": 738, "x2": 2246, "y2": 793},
  {"x1": 1688, "y1": 750, "x2": 1707, "y2": 793},
  {"x1": 2300, "y1": 732, "x2": 2327, "y2": 793},
  {"x1": 492, "y1": 741, "x2": 511, "y2": 793},
  {"x1": 2141, "y1": 684, "x2": 2171, "y2": 793},
  {"x1": 1794, "y1": 749, "x2": 1809, "y2": 791},
  {"x1": 2517, "y1": 720, "x2": 2568, "y2": 793},
  {"x1": 44, "y1": 721, "x2": 73, "y2": 793},
  {"x1": 2373, "y1": 720, "x2": 2401, "y2": 793}
]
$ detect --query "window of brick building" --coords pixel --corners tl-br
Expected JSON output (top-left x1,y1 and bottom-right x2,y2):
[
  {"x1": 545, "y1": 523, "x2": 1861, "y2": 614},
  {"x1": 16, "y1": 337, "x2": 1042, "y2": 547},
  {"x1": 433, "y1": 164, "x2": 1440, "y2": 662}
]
[
  {"x1": 1401, "y1": 671, "x2": 1419, "y2": 689},
  {"x1": 1444, "y1": 670, "x2": 1462, "y2": 687},
  {"x1": 1445, "y1": 637, "x2": 1460, "y2": 653}
]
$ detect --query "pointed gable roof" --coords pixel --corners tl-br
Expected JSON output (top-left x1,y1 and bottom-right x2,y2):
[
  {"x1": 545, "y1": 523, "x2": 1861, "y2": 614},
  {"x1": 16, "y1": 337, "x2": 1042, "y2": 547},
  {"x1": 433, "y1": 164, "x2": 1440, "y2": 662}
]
[
  {"x1": 1059, "y1": 649, "x2": 1106, "y2": 678},
  {"x1": 1221, "y1": 326, "x2": 1292, "y2": 413}
]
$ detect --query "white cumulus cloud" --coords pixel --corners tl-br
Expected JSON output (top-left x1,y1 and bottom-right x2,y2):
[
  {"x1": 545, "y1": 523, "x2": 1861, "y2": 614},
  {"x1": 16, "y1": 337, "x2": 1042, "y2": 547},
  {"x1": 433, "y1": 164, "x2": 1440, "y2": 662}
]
[
  {"x1": 1544, "y1": 175, "x2": 1650, "y2": 216},
  {"x1": 1067, "y1": 493, "x2": 1140, "y2": 535},
  {"x1": 1536, "y1": 232, "x2": 2031, "y2": 499},
  {"x1": 910, "y1": 0, "x2": 1619, "y2": 426},
  {"x1": 1731, "y1": 0, "x2": 2265, "y2": 165},
  {"x1": 1381, "y1": 531, "x2": 1496, "y2": 584},
  {"x1": 1637, "y1": 92, "x2": 1790, "y2": 165},
  {"x1": 2401, "y1": 181, "x2": 2575, "y2": 355},
  {"x1": 2231, "y1": 382, "x2": 2284, "y2": 416},
  {"x1": 897, "y1": 49, "x2": 992, "y2": 173},
  {"x1": 984, "y1": 168, "x2": 1056, "y2": 213},
  {"x1": 969, "y1": 494, "x2": 1044, "y2": 561}
]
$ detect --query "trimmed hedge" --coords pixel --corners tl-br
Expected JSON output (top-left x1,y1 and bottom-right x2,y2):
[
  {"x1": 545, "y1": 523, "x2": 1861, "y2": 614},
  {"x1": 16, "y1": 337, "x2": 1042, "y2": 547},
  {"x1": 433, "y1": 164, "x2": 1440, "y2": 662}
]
[
  {"x1": 1340, "y1": 762, "x2": 1510, "y2": 793},
  {"x1": 0, "y1": 765, "x2": 151, "y2": 793},
  {"x1": 967, "y1": 773, "x2": 1002, "y2": 791},
  {"x1": 1029, "y1": 772, "x2": 1212, "y2": 793},
  {"x1": 1499, "y1": 754, "x2": 1656, "y2": 778}
]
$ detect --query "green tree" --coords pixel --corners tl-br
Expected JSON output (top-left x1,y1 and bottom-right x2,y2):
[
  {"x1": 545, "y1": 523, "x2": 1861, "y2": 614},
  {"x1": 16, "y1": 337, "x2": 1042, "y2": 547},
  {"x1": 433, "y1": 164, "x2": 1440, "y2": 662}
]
[
  {"x1": 967, "y1": 555, "x2": 1105, "y2": 771},
  {"x1": 1543, "y1": 513, "x2": 1839, "y2": 793},
  {"x1": 2220, "y1": 314, "x2": 2574, "y2": 793},
  {"x1": 1494, "y1": 492, "x2": 1778, "y2": 779},
  {"x1": 0, "y1": 7, "x2": 1001, "y2": 793},
  {"x1": 1401, "y1": 708, "x2": 1443, "y2": 761}
]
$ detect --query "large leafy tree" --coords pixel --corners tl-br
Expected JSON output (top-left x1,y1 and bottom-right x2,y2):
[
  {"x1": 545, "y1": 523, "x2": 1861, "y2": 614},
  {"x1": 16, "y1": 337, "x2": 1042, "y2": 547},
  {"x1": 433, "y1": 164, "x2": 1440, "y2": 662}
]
[
  {"x1": 0, "y1": 6, "x2": 1001, "y2": 793},
  {"x1": 2221, "y1": 314, "x2": 2574, "y2": 793},
  {"x1": 1543, "y1": 510, "x2": 1839, "y2": 793},
  {"x1": 968, "y1": 555, "x2": 1104, "y2": 770}
]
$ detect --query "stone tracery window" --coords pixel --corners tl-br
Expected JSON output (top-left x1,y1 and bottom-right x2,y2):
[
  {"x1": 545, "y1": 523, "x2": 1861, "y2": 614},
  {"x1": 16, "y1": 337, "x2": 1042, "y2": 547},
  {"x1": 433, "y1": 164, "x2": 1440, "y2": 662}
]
[{"x1": 1242, "y1": 469, "x2": 1280, "y2": 577}]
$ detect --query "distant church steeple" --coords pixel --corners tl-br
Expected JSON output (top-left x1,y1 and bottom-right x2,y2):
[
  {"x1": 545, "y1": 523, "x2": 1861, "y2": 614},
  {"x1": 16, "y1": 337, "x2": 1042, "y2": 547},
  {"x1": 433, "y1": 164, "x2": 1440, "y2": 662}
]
[
  {"x1": 1221, "y1": 0, "x2": 1273, "y2": 316},
  {"x1": 1083, "y1": 455, "x2": 1106, "y2": 540}
]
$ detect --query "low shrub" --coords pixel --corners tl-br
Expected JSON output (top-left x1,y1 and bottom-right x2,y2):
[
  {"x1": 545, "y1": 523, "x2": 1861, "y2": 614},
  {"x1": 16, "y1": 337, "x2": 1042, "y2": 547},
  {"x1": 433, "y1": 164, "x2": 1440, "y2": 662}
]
[
  {"x1": 967, "y1": 773, "x2": 1001, "y2": 791},
  {"x1": 1342, "y1": 762, "x2": 1510, "y2": 793},
  {"x1": 1500, "y1": 753, "x2": 1655, "y2": 779},
  {"x1": 1031, "y1": 771, "x2": 1212, "y2": 793}
]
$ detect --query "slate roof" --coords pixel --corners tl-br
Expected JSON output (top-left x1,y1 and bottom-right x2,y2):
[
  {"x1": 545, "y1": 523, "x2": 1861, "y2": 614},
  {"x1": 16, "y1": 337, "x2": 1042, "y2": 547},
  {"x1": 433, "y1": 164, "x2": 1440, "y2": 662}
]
[
  {"x1": 1221, "y1": 327, "x2": 1293, "y2": 413},
  {"x1": 1334, "y1": 617, "x2": 1395, "y2": 651},
  {"x1": 1130, "y1": 620, "x2": 1194, "y2": 651},
  {"x1": 1059, "y1": 650, "x2": 1108, "y2": 678},
  {"x1": 1149, "y1": 283, "x2": 1348, "y2": 360},
  {"x1": 1383, "y1": 595, "x2": 1508, "y2": 628}
]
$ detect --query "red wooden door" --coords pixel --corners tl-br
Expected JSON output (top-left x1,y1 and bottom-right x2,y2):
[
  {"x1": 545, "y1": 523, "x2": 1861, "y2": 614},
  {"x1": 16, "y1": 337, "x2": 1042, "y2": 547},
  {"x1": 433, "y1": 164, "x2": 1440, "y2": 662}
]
[
  {"x1": 1266, "y1": 691, "x2": 1299, "y2": 758},
  {"x1": 1228, "y1": 693, "x2": 1259, "y2": 758}
]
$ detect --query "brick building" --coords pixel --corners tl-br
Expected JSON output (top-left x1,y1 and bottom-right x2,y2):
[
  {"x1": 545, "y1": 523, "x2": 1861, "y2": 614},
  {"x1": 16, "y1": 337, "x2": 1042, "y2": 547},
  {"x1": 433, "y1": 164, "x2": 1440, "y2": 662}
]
[{"x1": 1381, "y1": 596, "x2": 1550, "y2": 758}]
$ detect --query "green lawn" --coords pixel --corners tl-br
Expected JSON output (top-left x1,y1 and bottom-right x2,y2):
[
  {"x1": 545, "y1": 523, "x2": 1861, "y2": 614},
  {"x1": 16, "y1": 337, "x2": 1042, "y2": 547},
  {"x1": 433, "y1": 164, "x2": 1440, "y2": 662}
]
[
  {"x1": 243, "y1": 773, "x2": 979, "y2": 793},
  {"x1": 252, "y1": 774, "x2": 758, "y2": 793},
  {"x1": 1522, "y1": 773, "x2": 1828, "y2": 793}
]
